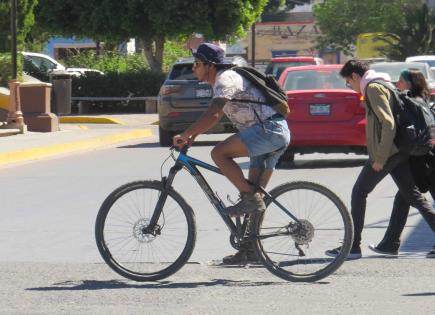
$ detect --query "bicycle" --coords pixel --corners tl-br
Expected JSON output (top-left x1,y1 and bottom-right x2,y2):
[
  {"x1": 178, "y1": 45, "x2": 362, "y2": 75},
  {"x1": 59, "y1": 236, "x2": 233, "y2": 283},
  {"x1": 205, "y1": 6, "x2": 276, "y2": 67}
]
[{"x1": 95, "y1": 146, "x2": 353, "y2": 282}]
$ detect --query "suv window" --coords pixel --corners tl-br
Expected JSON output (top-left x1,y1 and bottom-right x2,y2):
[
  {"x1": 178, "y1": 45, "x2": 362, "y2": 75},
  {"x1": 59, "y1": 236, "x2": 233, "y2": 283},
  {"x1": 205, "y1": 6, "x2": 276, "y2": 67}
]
[
  {"x1": 266, "y1": 61, "x2": 314, "y2": 80},
  {"x1": 169, "y1": 64, "x2": 196, "y2": 80}
]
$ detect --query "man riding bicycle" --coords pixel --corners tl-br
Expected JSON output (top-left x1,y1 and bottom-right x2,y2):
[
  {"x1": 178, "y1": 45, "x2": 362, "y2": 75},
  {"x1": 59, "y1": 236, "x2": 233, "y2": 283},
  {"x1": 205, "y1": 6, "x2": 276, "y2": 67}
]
[{"x1": 173, "y1": 43, "x2": 290, "y2": 263}]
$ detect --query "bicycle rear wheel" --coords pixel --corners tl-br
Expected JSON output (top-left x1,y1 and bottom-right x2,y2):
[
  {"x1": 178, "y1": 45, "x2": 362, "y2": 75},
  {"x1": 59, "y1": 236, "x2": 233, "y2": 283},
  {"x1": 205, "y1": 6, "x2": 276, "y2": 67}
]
[
  {"x1": 95, "y1": 180, "x2": 196, "y2": 281},
  {"x1": 252, "y1": 181, "x2": 353, "y2": 282}
]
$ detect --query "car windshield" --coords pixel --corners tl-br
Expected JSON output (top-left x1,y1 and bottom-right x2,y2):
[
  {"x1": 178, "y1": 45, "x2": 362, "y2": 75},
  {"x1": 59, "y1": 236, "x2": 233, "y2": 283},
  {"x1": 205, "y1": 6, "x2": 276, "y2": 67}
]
[
  {"x1": 266, "y1": 62, "x2": 314, "y2": 79},
  {"x1": 169, "y1": 64, "x2": 196, "y2": 80},
  {"x1": 283, "y1": 69, "x2": 347, "y2": 90},
  {"x1": 371, "y1": 63, "x2": 430, "y2": 82}
]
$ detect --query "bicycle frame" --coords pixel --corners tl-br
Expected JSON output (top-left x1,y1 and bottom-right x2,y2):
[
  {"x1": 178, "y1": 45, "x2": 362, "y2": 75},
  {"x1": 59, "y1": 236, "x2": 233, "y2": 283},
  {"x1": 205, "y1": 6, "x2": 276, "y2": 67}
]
[{"x1": 147, "y1": 147, "x2": 300, "y2": 239}]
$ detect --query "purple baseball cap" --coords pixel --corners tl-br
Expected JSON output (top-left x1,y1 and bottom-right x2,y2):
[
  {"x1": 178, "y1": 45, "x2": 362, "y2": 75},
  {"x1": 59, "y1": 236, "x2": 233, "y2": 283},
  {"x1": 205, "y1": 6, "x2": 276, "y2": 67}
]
[{"x1": 191, "y1": 43, "x2": 225, "y2": 64}]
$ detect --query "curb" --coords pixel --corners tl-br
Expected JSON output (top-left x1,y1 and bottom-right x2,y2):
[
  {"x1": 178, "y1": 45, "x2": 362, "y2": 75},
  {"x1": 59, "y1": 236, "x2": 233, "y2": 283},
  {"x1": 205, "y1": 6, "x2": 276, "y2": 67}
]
[
  {"x1": 0, "y1": 128, "x2": 152, "y2": 166},
  {"x1": 59, "y1": 116, "x2": 125, "y2": 125}
]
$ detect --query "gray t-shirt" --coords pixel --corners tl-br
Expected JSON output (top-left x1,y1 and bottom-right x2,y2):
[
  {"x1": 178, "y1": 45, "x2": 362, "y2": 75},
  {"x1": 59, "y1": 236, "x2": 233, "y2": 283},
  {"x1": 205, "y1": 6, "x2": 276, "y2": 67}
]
[{"x1": 213, "y1": 69, "x2": 276, "y2": 130}]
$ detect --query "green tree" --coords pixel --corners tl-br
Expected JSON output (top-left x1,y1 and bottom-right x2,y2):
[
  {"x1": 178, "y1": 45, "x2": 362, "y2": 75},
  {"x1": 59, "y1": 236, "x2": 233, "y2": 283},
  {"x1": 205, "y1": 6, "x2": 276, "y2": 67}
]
[
  {"x1": 0, "y1": 0, "x2": 38, "y2": 52},
  {"x1": 313, "y1": 0, "x2": 407, "y2": 54},
  {"x1": 377, "y1": 4, "x2": 435, "y2": 60},
  {"x1": 264, "y1": 0, "x2": 310, "y2": 13},
  {"x1": 36, "y1": 0, "x2": 268, "y2": 71}
]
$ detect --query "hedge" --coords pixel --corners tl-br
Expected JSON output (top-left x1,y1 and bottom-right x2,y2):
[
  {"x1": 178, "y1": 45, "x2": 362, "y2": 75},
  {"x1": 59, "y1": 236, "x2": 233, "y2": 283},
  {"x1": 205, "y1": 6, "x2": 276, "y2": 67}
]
[
  {"x1": 72, "y1": 69, "x2": 165, "y2": 97},
  {"x1": 69, "y1": 70, "x2": 166, "y2": 113},
  {"x1": 1, "y1": 51, "x2": 167, "y2": 112},
  {"x1": 0, "y1": 53, "x2": 23, "y2": 87}
]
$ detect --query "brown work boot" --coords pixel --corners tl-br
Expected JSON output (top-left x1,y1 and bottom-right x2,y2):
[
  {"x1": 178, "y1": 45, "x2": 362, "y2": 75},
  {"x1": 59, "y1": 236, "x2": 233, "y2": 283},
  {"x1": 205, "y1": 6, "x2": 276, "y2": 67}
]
[
  {"x1": 224, "y1": 192, "x2": 265, "y2": 217},
  {"x1": 222, "y1": 249, "x2": 258, "y2": 265}
]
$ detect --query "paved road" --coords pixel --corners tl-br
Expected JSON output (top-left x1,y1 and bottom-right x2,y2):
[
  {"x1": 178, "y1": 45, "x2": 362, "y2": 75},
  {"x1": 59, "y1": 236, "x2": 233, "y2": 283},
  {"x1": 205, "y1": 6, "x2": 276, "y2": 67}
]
[
  {"x1": 0, "y1": 260, "x2": 433, "y2": 315},
  {"x1": 1, "y1": 127, "x2": 431, "y2": 263},
  {"x1": 0, "y1": 125, "x2": 434, "y2": 314}
]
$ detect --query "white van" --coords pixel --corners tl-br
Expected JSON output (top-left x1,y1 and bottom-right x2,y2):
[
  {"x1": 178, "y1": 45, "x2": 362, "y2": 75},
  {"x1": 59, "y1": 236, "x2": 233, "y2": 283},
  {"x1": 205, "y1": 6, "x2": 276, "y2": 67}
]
[
  {"x1": 405, "y1": 55, "x2": 435, "y2": 67},
  {"x1": 405, "y1": 55, "x2": 435, "y2": 78}
]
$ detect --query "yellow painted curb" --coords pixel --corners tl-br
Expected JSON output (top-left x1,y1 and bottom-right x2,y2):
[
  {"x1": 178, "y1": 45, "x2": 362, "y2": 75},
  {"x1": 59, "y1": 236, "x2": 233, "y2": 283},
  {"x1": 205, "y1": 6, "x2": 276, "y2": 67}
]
[
  {"x1": 59, "y1": 116, "x2": 125, "y2": 125},
  {"x1": 0, "y1": 129, "x2": 152, "y2": 166}
]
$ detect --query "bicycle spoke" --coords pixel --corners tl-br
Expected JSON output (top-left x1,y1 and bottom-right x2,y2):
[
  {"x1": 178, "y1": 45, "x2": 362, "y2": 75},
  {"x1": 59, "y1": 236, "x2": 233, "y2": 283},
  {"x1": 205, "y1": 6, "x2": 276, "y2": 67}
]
[
  {"x1": 96, "y1": 181, "x2": 196, "y2": 281},
  {"x1": 254, "y1": 181, "x2": 353, "y2": 282}
]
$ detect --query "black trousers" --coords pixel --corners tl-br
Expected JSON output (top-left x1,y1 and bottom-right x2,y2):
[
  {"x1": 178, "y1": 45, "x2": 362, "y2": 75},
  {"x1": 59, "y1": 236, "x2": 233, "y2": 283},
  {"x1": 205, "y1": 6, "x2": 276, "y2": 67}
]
[{"x1": 351, "y1": 153, "x2": 435, "y2": 249}]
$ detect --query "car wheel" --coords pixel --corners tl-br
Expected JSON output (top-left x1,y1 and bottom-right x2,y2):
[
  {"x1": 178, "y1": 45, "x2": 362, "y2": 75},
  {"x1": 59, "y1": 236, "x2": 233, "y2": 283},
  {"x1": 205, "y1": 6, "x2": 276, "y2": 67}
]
[{"x1": 159, "y1": 126, "x2": 177, "y2": 147}]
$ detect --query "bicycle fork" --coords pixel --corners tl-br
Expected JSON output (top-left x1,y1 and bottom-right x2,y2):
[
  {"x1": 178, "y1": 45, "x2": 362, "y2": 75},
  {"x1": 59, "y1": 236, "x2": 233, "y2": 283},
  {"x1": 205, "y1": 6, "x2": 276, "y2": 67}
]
[{"x1": 146, "y1": 163, "x2": 181, "y2": 234}]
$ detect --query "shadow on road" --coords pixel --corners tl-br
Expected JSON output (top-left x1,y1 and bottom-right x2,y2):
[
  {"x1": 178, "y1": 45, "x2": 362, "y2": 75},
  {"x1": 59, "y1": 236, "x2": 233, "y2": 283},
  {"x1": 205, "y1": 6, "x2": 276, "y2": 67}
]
[
  {"x1": 402, "y1": 292, "x2": 435, "y2": 297},
  {"x1": 278, "y1": 158, "x2": 367, "y2": 169},
  {"x1": 26, "y1": 278, "x2": 288, "y2": 291},
  {"x1": 401, "y1": 216, "x2": 434, "y2": 253}
]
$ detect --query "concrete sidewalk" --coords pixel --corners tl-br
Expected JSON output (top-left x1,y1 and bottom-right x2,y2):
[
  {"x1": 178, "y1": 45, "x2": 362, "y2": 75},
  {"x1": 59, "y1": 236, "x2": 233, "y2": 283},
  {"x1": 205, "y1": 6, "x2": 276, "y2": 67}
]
[{"x1": 0, "y1": 113, "x2": 158, "y2": 167}]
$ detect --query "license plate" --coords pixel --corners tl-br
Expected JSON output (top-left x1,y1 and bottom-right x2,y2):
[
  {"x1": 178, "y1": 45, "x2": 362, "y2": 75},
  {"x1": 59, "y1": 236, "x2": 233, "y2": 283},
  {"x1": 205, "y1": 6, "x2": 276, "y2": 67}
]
[
  {"x1": 196, "y1": 89, "x2": 212, "y2": 98},
  {"x1": 310, "y1": 104, "x2": 330, "y2": 116}
]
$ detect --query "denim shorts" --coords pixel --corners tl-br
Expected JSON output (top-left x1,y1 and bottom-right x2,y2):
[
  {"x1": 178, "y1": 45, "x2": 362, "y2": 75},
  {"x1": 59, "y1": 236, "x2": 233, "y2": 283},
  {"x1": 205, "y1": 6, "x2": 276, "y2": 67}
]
[{"x1": 239, "y1": 117, "x2": 291, "y2": 169}]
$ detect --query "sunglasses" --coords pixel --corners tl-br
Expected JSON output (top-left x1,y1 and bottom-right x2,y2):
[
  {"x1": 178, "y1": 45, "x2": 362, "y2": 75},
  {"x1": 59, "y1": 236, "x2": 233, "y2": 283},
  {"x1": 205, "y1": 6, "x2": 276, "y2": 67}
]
[{"x1": 193, "y1": 60, "x2": 208, "y2": 67}]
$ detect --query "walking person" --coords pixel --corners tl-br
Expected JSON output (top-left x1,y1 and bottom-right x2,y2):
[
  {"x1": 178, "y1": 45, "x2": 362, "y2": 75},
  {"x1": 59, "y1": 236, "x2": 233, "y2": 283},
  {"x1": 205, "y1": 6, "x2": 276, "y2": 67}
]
[
  {"x1": 369, "y1": 69, "x2": 435, "y2": 258},
  {"x1": 326, "y1": 60, "x2": 435, "y2": 259},
  {"x1": 173, "y1": 43, "x2": 290, "y2": 264}
]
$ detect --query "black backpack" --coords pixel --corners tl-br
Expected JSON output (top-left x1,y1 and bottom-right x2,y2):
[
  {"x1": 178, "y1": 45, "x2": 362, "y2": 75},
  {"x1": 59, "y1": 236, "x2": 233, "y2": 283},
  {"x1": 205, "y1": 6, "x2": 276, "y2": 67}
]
[
  {"x1": 229, "y1": 66, "x2": 290, "y2": 117},
  {"x1": 365, "y1": 80, "x2": 435, "y2": 156}
]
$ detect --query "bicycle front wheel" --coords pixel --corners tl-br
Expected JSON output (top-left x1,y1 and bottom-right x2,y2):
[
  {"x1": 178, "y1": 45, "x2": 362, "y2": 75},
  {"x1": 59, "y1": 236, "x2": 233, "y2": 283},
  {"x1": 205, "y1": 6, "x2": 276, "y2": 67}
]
[
  {"x1": 253, "y1": 181, "x2": 353, "y2": 282},
  {"x1": 95, "y1": 180, "x2": 196, "y2": 282}
]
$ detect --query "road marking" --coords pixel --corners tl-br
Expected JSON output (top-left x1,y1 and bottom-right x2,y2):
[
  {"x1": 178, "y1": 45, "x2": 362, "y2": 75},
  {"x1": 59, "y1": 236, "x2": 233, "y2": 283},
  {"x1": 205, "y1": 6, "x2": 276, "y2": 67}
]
[
  {"x1": 59, "y1": 116, "x2": 125, "y2": 125},
  {"x1": 0, "y1": 129, "x2": 152, "y2": 166}
]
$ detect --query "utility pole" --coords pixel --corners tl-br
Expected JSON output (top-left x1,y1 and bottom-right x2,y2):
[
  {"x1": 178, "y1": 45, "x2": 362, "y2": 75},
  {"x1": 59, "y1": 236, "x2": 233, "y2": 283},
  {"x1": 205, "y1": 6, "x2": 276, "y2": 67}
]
[
  {"x1": 11, "y1": 0, "x2": 17, "y2": 80},
  {"x1": 4, "y1": 0, "x2": 26, "y2": 132},
  {"x1": 251, "y1": 22, "x2": 256, "y2": 67}
]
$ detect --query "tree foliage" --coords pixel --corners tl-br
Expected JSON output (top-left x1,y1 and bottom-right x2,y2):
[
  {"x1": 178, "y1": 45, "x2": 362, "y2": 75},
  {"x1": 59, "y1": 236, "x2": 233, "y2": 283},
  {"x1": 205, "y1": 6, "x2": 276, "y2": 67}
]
[
  {"x1": 36, "y1": 0, "x2": 268, "y2": 71},
  {"x1": 264, "y1": 0, "x2": 310, "y2": 13},
  {"x1": 0, "y1": 0, "x2": 38, "y2": 52},
  {"x1": 377, "y1": 4, "x2": 435, "y2": 60},
  {"x1": 313, "y1": 0, "x2": 407, "y2": 54}
]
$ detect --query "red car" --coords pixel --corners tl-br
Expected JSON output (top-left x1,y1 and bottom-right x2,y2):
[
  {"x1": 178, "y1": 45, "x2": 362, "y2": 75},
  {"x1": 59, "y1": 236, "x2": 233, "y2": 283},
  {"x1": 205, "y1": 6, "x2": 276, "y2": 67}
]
[
  {"x1": 277, "y1": 64, "x2": 366, "y2": 162},
  {"x1": 265, "y1": 56, "x2": 324, "y2": 80}
]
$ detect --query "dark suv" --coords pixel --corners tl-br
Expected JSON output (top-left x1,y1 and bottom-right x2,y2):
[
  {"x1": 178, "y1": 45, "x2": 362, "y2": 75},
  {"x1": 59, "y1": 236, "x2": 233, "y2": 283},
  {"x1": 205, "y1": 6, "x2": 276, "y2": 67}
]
[{"x1": 158, "y1": 56, "x2": 248, "y2": 146}]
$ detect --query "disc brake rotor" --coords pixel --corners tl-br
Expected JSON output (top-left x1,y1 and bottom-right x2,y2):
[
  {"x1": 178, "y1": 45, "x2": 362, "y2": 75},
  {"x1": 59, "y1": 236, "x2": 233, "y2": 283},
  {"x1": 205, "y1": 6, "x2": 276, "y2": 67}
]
[{"x1": 133, "y1": 218, "x2": 156, "y2": 243}]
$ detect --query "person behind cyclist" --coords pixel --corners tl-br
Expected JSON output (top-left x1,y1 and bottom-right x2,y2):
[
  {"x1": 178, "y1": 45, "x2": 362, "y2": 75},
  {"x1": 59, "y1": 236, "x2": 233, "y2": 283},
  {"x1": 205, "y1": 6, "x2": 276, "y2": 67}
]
[
  {"x1": 326, "y1": 60, "x2": 435, "y2": 260},
  {"x1": 369, "y1": 69, "x2": 435, "y2": 258},
  {"x1": 173, "y1": 43, "x2": 290, "y2": 263}
]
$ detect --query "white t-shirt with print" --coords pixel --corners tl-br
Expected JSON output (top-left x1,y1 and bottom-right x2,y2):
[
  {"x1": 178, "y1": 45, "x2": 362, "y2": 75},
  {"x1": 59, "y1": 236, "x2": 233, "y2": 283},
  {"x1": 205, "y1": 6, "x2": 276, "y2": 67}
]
[{"x1": 213, "y1": 69, "x2": 277, "y2": 130}]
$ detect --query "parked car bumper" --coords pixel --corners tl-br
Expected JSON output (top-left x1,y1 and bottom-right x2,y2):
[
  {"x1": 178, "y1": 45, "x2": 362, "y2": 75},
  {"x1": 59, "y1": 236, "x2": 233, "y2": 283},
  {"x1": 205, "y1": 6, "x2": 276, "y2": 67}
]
[{"x1": 288, "y1": 117, "x2": 366, "y2": 147}]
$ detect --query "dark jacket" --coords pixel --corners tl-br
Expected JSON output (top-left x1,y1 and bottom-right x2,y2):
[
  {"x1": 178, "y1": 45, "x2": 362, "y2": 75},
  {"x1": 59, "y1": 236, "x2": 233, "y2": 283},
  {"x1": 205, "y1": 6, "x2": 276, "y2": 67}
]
[
  {"x1": 408, "y1": 97, "x2": 435, "y2": 193},
  {"x1": 409, "y1": 149, "x2": 435, "y2": 193}
]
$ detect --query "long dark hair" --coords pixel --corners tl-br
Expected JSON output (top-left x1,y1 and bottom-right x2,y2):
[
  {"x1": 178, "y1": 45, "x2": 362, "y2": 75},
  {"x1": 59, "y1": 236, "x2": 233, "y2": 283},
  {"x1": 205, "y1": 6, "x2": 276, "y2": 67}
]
[{"x1": 402, "y1": 69, "x2": 431, "y2": 101}]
